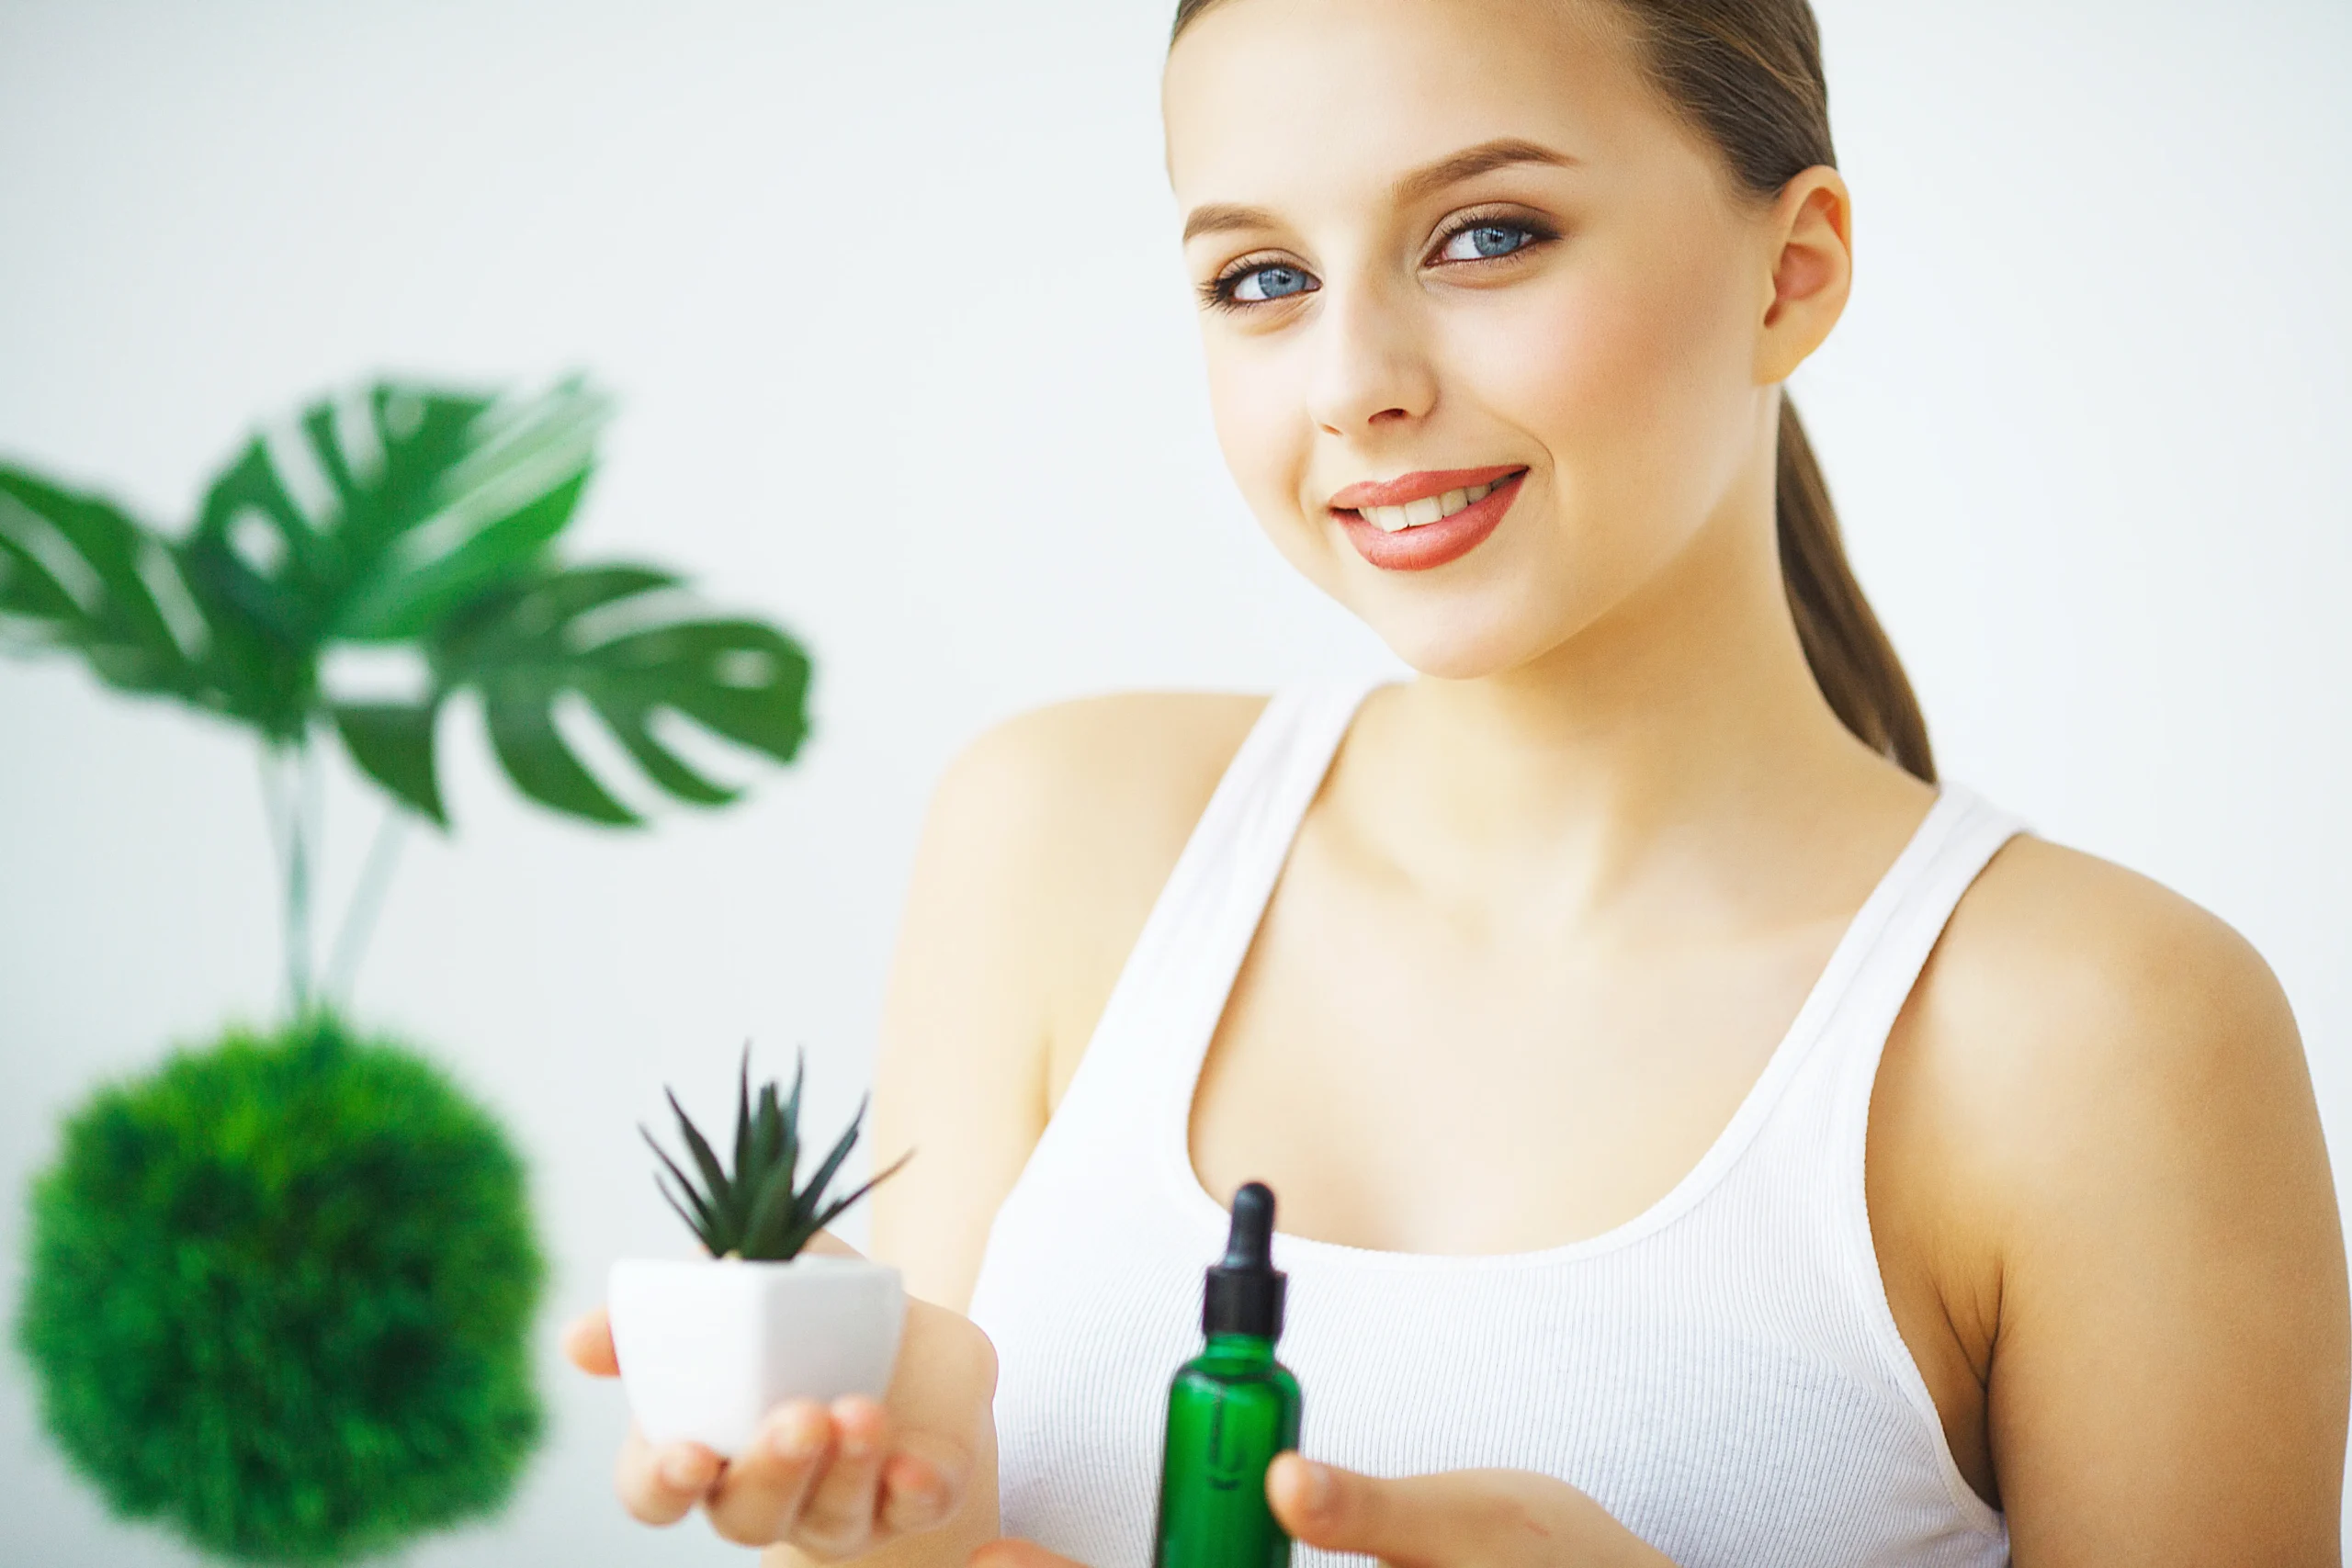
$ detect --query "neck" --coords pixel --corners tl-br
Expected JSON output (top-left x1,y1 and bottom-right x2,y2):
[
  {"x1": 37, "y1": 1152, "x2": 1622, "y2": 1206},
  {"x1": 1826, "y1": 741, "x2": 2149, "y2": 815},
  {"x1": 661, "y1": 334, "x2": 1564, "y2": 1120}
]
[{"x1": 1340, "y1": 465, "x2": 1925, "y2": 929}]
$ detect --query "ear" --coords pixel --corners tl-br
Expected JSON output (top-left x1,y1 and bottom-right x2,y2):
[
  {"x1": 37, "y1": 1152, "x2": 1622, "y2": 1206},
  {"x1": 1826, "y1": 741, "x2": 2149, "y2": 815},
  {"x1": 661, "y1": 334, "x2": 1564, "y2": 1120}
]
[{"x1": 1754, "y1": 166, "x2": 1852, "y2": 385}]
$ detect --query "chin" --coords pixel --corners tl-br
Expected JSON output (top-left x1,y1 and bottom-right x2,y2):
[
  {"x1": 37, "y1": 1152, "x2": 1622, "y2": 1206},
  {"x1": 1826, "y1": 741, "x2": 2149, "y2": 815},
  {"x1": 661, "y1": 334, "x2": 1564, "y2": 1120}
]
[
  {"x1": 1263, "y1": 509, "x2": 1613, "y2": 681},
  {"x1": 1351, "y1": 593, "x2": 1577, "y2": 682}
]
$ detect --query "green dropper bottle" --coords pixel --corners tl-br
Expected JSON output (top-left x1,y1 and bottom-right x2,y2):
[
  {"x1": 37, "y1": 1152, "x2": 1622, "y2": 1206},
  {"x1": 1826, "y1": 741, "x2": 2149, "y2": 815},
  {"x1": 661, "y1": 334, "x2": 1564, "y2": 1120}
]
[{"x1": 1152, "y1": 1180, "x2": 1303, "y2": 1568}]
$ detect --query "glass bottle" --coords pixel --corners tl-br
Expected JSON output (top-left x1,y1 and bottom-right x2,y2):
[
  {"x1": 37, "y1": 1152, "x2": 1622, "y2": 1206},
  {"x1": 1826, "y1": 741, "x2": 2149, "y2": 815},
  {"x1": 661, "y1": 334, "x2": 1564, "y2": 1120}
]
[{"x1": 1152, "y1": 1181, "x2": 1303, "y2": 1568}]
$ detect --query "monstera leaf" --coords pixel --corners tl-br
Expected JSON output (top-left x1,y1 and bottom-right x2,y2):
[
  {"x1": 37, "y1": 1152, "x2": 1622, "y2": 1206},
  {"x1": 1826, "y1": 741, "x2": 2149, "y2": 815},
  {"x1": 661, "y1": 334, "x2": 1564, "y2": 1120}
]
[
  {"x1": 0, "y1": 468, "x2": 216, "y2": 705},
  {"x1": 180, "y1": 380, "x2": 605, "y2": 653},
  {"x1": 4, "y1": 376, "x2": 812, "y2": 829},
  {"x1": 333, "y1": 563, "x2": 811, "y2": 827}
]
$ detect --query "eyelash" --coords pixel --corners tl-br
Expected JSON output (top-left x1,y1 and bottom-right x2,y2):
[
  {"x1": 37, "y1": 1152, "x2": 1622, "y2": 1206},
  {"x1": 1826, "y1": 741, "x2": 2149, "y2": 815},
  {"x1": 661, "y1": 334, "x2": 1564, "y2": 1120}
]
[{"x1": 1198, "y1": 209, "x2": 1560, "y2": 314}]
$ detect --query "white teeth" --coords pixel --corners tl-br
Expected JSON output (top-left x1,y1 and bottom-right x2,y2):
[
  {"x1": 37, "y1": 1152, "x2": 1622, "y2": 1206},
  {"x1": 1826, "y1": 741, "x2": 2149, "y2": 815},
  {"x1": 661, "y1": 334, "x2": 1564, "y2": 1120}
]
[{"x1": 1353, "y1": 475, "x2": 1510, "y2": 533}]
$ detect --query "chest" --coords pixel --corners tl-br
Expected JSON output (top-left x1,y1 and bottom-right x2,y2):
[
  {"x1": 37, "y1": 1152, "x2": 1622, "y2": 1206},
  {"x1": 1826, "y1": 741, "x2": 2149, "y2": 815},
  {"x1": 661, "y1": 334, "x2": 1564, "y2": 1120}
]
[{"x1": 1182, "y1": 820, "x2": 1852, "y2": 1258}]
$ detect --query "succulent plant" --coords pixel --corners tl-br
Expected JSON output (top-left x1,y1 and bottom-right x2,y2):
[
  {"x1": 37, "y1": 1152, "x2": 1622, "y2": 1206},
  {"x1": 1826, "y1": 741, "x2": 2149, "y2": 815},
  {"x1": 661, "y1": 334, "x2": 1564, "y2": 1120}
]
[{"x1": 643, "y1": 1045, "x2": 911, "y2": 1263}]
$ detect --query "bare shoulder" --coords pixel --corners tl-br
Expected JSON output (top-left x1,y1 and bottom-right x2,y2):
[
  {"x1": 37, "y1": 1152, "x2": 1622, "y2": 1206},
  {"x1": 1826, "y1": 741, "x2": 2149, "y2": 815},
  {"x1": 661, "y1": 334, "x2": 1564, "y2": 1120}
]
[
  {"x1": 941, "y1": 688, "x2": 1271, "y2": 851},
  {"x1": 936, "y1": 689, "x2": 1273, "y2": 1089},
  {"x1": 933, "y1": 689, "x2": 1272, "y2": 928},
  {"x1": 870, "y1": 689, "x2": 1271, "y2": 1310},
  {"x1": 1906, "y1": 835, "x2": 2306, "y2": 1139},
  {"x1": 1883, "y1": 833, "x2": 2346, "y2": 1556},
  {"x1": 1893, "y1": 832, "x2": 2323, "y2": 1243}
]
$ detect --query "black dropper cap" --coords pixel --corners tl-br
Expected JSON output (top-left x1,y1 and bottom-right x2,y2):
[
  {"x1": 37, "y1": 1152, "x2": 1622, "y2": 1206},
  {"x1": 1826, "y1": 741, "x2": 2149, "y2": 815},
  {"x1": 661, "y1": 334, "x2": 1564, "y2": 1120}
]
[{"x1": 1203, "y1": 1180, "x2": 1286, "y2": 1339}]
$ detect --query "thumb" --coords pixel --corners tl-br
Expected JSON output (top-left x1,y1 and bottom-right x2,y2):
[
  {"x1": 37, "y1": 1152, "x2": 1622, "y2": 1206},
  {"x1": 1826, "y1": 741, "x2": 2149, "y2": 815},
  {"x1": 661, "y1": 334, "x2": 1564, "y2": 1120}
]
[
  {"x1": 967, "y1": 1541, "x2": 1088, "y2": 1568},
  {"x1": 1267, "y1": 1452, "x2": 1463, "y2": 1566},
  {"x1": 560, "y1": 1307, "x2": 618, "y2": 1378}
]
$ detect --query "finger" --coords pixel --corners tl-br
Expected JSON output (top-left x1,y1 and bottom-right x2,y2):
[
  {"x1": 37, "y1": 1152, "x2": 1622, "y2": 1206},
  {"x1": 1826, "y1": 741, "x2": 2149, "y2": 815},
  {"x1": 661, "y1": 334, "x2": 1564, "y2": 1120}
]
[
  {"x1": 562, "y1": 1307, "x2": 618, "y2": 1377},
  {"x1": 798, "y1": 1227, "x2": 862, "y2": 1258},
  {"x1": 791, "y1": 1394, "x2": 890, "y2": 1554},
  {"x1": 1267, "y1": 1453, "x2": 1487, "y2": 1566},
  {"x1": 967, "y1": 1541, "x2": 1088, "y2": 1568},
  {"x1": 876, "y1": 1447, "x2": 957, "y2": 1536},
  {"x1": 701, "y1": 1398, "x2": 831, "y2": 1547},
  {"x1": 615, "y1": 1425, "x2": 721, "y2": 1526}
]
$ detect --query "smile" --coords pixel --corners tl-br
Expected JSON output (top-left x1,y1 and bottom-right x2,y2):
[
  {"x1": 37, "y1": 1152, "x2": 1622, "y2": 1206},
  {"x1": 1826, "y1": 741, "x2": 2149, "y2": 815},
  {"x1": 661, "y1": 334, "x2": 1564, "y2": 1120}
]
[
  {"x1": 1359, "y1": 479, "x2": 1501, "y2": 534},
  {"x1": 1329, "y1": 468, "x2": 1528, "y2": 573}
]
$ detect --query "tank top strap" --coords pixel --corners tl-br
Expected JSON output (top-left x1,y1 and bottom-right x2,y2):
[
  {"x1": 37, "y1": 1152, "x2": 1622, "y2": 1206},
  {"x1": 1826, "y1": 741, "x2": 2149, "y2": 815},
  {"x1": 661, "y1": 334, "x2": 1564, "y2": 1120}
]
[
  {"x1": 1805, "y1": 782, "x2": 2028, "y2": 1147},
  {"x1": 1060, "y1": 675, "x2": 1388, "y2": 1122},
  {"x1": 1743, "y1": 781, "x2": 2025, "y2": 1531}
]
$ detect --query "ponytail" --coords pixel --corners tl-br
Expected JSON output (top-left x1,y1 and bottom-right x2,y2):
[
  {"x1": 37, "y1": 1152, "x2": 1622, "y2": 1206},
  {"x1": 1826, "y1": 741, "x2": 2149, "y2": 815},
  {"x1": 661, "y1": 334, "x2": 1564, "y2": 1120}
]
[{"x1": 1776, "y1": 399, "x2": 1934, "y2": 781}]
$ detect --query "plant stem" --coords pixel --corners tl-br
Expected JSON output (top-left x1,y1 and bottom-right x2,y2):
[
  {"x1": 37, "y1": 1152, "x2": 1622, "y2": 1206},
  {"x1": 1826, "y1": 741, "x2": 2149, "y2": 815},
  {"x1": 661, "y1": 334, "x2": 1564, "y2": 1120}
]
[
  {"x1": 262, "y1": 739, "x2": 321, "y2": 1016},
  {"x1": 258, "y1": 747, "x2": 290, "y2": 873},
  {"x1": 324, "y1": 803, "x2": 408, "y2": 1007}
]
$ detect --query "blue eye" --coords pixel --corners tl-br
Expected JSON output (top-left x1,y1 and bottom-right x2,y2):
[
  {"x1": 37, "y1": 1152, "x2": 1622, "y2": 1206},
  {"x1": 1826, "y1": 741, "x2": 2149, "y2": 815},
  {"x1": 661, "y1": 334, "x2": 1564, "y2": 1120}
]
[
  {"x1": 1437, "y1": 222, "x2": 1537, "y2": 263},
  {"x1": 1228, "y1": 264, "x2": 1317, "y2": 303}
]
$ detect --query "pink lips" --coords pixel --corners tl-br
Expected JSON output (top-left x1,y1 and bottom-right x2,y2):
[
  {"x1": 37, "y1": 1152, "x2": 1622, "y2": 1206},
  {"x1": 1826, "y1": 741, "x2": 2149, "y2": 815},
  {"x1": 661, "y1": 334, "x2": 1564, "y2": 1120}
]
[
  {"x1": 1327, "y1": 465, "x2": 1527, "y2": 512},
  {"x1": 1329, "y1": 468, "x2": 1527, "y2": 572}
]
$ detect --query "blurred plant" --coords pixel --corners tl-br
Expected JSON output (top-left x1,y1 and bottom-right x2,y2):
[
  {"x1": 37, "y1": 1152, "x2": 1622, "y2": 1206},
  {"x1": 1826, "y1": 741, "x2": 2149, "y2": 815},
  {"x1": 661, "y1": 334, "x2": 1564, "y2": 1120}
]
[
  {"x1": 16, "y1": 1014, "x2": 545, "y2": 1565},
  {"x1": 645, "y1": 1044, "x2": 912, "y2": 1263},
  {"x1": 3, "y1": 378, "x2": 819, "y2": 1562},
  {"x1": 0, "y1": 378, "x2": 812, "y2": 1010}
]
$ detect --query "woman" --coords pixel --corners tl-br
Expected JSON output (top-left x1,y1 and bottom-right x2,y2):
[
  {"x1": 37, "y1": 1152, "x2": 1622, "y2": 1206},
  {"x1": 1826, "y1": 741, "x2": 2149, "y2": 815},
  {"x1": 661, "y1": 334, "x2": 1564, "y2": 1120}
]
[{"x1": 566, "y1": 0, "x2": 2349, "y2": 1562}]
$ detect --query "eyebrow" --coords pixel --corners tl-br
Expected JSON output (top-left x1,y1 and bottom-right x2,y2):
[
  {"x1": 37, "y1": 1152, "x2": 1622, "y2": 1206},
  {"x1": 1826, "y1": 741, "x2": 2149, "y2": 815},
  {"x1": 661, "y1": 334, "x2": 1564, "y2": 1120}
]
[
  {"x1": 1180, "y1": 137, "x2": 1578, "y2": 245},
  {"x1": 1396, "y1": 137, "x2": 1577, "y2": 205}
]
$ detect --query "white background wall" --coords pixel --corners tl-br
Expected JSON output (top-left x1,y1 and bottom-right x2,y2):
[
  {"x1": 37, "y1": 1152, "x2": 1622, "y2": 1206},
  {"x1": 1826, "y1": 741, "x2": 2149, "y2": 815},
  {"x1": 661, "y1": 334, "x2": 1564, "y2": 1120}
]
[{"x1": 2, "y1": 1, "x2": 2346, "y2": 1562}]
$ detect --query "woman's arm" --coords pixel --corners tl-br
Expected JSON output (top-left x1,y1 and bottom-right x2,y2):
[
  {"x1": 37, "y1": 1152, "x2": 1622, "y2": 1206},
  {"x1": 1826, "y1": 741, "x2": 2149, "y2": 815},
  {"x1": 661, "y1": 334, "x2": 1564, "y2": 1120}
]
[
  {"x1": 1885, "y1": 840, "x2": 2349, "y2": 1564},
  {"x1": 741, "y1": 712, "x2": 1113, "y2": 1567},
  {"x1": 565, "y1": 709, "x2": 1091, "y2": 1567},
  {"x1": 869, "y1": 716, "x2": 1071, "y2": 1319},
  {"x1": 751, "y1": 693, "x2": 1264, "y2": 1564}
]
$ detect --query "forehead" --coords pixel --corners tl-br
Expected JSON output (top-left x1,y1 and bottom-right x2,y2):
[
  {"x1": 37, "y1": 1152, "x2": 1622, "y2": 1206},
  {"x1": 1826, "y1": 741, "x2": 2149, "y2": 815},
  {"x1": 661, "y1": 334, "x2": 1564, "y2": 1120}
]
[{"x1": 1163, "y1": 0, "x2": 1675, "y2": 205}]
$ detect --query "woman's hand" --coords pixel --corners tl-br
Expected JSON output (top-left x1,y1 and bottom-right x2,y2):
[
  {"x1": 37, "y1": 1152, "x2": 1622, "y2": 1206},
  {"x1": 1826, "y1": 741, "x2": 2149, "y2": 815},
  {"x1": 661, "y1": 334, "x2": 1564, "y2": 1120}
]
[
  {"x1": 563, "y1": 1231, "x2": 998, "y2": 1562},
  {"x1": 967, "y1": 1453, "x2": 1675, "y2": 1568}
]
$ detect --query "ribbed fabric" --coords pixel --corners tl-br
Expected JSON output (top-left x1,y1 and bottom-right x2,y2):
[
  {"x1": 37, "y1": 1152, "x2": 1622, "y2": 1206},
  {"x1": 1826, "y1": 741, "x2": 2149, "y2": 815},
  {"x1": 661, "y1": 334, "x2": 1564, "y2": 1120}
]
[{"x1": 967, "y1": 677, "x2": 2018, "y2": 1568}]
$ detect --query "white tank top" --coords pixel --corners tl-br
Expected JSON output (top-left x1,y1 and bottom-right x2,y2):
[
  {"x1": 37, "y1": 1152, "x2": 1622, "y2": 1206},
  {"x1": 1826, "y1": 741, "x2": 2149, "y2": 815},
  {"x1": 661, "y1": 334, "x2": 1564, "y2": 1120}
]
[{"x1": 967, "y1": 676, "x2": 2018, "y2": 1568}]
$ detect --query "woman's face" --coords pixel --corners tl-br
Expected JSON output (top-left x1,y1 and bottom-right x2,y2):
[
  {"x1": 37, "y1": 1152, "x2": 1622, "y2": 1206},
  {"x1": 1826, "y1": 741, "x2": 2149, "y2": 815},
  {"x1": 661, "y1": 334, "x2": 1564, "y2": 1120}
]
[{"x1": 1163, "y1": 0, "x2": 1809, "y2": 679}]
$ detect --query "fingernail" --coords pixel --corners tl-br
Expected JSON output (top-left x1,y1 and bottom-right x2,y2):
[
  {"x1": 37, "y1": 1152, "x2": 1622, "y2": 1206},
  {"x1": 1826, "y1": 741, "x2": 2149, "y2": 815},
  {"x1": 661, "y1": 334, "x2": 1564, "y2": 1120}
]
[
  {"x1": 832, "y1": 1397, "x2": 878, "y2": 1458},
  {"x1": 660, "y1": 1449, "x2": 707, "y2": 1489},
  {"x1": 770, "y1": 1408, "x2": 824, "y2": 1461},
  {"x1": 1297, "y1": 1459, "x2": 1332, "y2": 1512}
]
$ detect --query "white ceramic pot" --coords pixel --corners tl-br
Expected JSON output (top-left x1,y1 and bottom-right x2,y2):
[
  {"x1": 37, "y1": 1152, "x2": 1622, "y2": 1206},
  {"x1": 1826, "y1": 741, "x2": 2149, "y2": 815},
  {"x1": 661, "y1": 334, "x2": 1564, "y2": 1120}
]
[{"x1": 607, "y1": 1254, "x2": 907, "y2": 1459}]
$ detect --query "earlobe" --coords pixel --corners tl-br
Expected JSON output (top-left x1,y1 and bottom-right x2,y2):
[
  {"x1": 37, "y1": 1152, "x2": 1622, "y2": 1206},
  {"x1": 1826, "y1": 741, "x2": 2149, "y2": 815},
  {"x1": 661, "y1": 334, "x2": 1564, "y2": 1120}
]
[{"x1": 1757, "y1": 168, "x2": 1853, "y2": 383}]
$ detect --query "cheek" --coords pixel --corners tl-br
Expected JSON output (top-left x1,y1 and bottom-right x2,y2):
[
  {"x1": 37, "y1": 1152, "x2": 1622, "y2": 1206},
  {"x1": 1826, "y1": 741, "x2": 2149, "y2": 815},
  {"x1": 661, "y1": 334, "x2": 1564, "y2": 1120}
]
[
  {"x1": 1213, "y1": 343, "x2": 1307, "y2": 502},
  {"x1": 1463, "y1": 234, "x2": 1758, "y2": 532},
  {"x1": 1203, "y1": 335, "x2": 1320, "y2": 533}
]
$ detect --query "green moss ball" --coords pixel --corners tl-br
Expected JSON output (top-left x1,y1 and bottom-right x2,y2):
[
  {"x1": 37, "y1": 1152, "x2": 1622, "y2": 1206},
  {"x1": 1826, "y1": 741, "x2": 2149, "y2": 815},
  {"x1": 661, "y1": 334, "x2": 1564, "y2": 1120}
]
[{"x1": 15, "y1": 1015, "x2": 547, "y2": 1564}]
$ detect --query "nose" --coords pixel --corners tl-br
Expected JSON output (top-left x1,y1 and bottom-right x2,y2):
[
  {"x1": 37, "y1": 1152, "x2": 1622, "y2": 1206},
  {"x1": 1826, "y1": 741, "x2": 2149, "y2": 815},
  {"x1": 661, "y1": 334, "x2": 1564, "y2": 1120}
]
[{"x1": 1305, "y1": 275, "x2": 1436, "y2": 438}]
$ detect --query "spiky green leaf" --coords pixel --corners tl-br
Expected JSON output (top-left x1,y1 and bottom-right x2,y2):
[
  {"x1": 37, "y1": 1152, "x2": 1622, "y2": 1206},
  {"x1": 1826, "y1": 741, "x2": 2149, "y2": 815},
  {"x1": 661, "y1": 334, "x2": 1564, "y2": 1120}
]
[
  {"x1": 655, "y1": 1172, "x2": 720, "y2": 1257},
  {"x1": 645, "y1": 1049, "x2": 910, "y2": 1262},
  {"x1": 791, "y1": 1093, "x2": 866, "y2": 1232},
  {"x1": 663, "y1": 1090, "x2": 737, "y2": 1241},
  {"x1": 641, "y1": 1126, "x2": 721, "y2": 1247},
  {"x1": 740, "y1": 1163, "x2": 803, "y2": 1262},
  {"x1": 730, "y1": 1044, "x2": 755, "y2": 1210}
]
